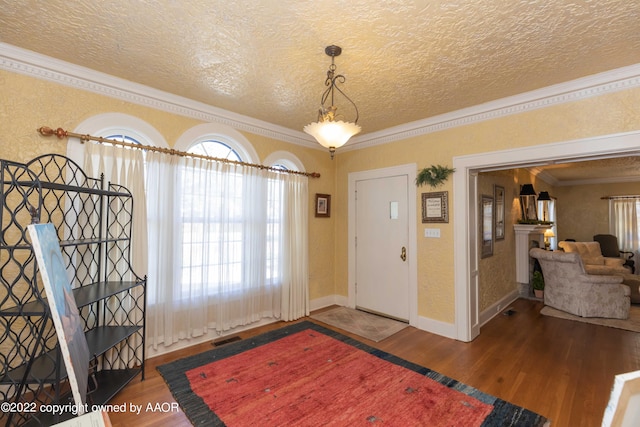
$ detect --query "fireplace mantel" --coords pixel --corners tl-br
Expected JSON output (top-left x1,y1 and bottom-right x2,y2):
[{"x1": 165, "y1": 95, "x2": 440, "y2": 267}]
[{"x1": 514, "y1": 224, "x2": 552, "y2": 286}]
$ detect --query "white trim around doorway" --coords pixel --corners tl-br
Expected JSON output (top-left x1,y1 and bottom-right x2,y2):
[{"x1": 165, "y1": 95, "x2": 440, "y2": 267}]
[{"x1": 453, "y1": 131, "x2": 640, "y2": 342}]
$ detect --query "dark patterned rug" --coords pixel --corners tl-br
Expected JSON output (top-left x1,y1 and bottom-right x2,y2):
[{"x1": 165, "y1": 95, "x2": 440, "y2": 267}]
[{"x1": 158, "y1": 321, "x2": 549, "y2": 426}]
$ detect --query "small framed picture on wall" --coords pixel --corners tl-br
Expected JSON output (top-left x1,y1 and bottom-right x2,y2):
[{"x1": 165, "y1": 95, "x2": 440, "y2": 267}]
[{"x1": 315, "y1": 193, "x2": 331, "y2": 218}]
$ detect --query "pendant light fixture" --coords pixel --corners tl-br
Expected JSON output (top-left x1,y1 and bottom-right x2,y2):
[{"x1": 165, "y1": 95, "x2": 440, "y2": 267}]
[{"x1": 303, "y1": 45, "x2": 361, "y2": 159}]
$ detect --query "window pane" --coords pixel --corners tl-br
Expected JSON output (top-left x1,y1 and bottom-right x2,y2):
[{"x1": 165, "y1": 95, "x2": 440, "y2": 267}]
[
  {"x1": 189, "y1": 140, "x2": 241, "y2": 161},
  {"x1": 179, "y1": 140, "x2": 248, "y2": 296}
]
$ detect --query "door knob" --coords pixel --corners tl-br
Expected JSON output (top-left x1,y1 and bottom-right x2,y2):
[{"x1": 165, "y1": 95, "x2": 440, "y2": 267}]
[{"x1": 400, "y1": 246, "x2": 407, "y2": 262}]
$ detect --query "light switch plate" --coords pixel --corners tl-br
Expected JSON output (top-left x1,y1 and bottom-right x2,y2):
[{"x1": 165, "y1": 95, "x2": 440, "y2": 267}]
[{"x1": 424, "y1": 228, "x2": 441, "y2": 238}]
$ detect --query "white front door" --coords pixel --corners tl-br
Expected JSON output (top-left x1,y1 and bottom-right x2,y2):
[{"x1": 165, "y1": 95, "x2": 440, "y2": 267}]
[{"x1": 355, "y1": 174, "x2": 410, "y2": 321}]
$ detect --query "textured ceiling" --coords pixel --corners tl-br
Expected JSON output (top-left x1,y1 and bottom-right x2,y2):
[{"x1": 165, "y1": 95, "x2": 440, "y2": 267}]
[
  {"x1": 533, "y1": 157, "x2": 640, "y2": 185},
  {"x1": 1, "y1": 0, "x2": 640, "y2": 137}
]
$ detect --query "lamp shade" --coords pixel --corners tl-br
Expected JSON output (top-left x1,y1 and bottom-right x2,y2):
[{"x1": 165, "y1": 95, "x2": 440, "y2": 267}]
[
  {"x1": 519, "y1": 184, "x2": 538, "y2": 221},
  {"x1": 303, "y1": 120, "x2": 361, "y2": 149},
  {"x1": 538, "y1": 191, "x2": 551, "y2": 201},
  {"x1": 519, "y1": 184, "x2": 536, "y2": 196}
]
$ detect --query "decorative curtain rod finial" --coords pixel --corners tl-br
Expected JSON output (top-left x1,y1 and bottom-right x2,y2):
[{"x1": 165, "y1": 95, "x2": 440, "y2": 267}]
[{"x1": 38, "y1": 126, "x2": 68, "y2": 139}]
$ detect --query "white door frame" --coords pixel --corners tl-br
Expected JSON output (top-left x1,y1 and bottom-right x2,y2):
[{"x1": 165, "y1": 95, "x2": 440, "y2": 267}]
[
  {"x1": 453, "y1": 130, "x2": 640, "y2": 342},
  {"x1": 348, "y1": 163, "x2": 418, "y2": 327}
]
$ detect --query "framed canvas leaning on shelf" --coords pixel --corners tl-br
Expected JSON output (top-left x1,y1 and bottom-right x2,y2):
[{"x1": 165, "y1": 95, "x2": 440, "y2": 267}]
[
  {"x1": 602, "y1": 370, "x2": 640, "y2": 426},
  {"x1": 28, "y1": 223, "x2": 90, "y2": 415}
]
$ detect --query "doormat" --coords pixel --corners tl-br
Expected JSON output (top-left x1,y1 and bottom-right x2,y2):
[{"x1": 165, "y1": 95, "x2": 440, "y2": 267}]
[
  {"x1": 310, "y1": 306, "x2": 408, "y2": 342},
  {"x1": 157, "y1": 321, "x2": 549, "y2": 427}
]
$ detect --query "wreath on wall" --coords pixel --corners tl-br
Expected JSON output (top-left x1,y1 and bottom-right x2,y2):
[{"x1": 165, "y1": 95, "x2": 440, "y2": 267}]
[{"x1": 415, "y1": 165, "x2": 455, "y2": 188}]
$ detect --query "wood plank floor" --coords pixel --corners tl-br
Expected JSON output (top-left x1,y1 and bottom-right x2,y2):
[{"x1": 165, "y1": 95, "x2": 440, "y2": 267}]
[{"x1": 107, "y1": 298, "x2": 640, "y2": 427}]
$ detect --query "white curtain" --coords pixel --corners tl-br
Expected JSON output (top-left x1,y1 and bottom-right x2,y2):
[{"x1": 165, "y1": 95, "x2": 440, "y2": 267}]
[
  {"x1": 83, "y1": 142, "x2": 147, "y2": 368},
  {"x1": 280, "y1": 172, "x2": 309, "y2": 321},
  {"x1": 144, "y1": 150, "x2": 183, "y2": 348},
  {"x1": 611, "y1": 198, "x2": 640, "y2": 270},
  {"x1": 83, "y1": 142, "x2": 148, "y2": 276},
  {"x1": 145, "y1": 150, "x2": 309, "y2": 349}
]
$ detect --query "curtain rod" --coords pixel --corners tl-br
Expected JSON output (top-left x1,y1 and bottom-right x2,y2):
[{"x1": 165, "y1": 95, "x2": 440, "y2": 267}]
[
  {"x1": 37, "y1": 126, "x2": 321, "y2": 178},
  {"x1": 600, "y1": 195, "x2": 640, "y2": 200}
]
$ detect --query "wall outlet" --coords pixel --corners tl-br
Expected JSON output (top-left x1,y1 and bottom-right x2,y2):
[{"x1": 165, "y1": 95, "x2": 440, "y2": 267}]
[{"x1": 424, "y1": 228, "x2": 441, "y2": 238}]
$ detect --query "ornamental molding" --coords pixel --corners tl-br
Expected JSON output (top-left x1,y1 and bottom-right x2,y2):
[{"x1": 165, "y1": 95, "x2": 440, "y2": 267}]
[{"x1": 2, "y1": 43, "x2": 639, "y2": 150}]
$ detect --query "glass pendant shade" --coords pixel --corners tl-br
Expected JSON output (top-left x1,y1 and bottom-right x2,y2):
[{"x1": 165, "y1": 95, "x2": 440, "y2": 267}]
[
  {"x1": 303, "y1": 120, "x2": 361, "y2": 150},
  {"x1": 304, "y1": 45, "x2": 360, "y2": 158}
]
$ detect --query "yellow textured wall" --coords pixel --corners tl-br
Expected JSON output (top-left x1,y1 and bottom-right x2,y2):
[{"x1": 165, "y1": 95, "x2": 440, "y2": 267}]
[
  {"x1": 3, "y1": 68, "x2": 640, "y2": 326},
  {"x1": 0, "y1": 70, "x2": 336, "y2": 302},
  {"x1": 334, "y1": 136, "x2": 458, "y2": 321},
  {"x1": 334, "y1": 86, "x2": 640, "y2": 324},
  {"x1": 556, "y1": 181, "x2": 640, "y2": 242}
]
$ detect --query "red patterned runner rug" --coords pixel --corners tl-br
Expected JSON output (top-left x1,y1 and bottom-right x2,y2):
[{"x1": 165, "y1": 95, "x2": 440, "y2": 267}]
[
  {"x1": 158, "y1": 321, "x2": 548, "y2": 426},
  {"x1": 187, "y1": 329, "x2": 491, "y2": 426}
]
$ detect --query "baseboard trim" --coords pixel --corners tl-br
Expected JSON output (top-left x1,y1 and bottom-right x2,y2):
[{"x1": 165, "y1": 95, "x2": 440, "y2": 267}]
[
  {"x1": 416, "y1": 315, "x2": 457, "y2": 340},
  {"x1": 309, "y1": 290, "x2": 522, "y2": 340},
  {"x1": 147, "y1": 293, "x2": 471, "y2": 359},
  {"x1": 479, "y1": 290, "x2": 520, "y2": 327},
  {"x1": 309, "y1": 294, "x2": 348, "y2": 311}
]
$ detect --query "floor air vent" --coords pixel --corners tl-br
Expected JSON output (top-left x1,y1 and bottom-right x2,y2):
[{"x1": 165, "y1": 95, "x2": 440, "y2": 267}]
[{"x1": 213, "y1": 336, "x2": 242, "y2": 347}]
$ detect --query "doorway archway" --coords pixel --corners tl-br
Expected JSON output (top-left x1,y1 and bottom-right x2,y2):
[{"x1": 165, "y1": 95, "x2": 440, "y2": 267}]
[{"x1": 453, "y1": 131, "x2": 640, "y2": 341}]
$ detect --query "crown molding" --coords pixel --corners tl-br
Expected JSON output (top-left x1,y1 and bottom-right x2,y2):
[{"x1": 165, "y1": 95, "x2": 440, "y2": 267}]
[
  {"x1": 0, "y1": 43, "x2": 319, "y2": 149},
  {"x1": 555, "y1": 175, "x2": 640, "y2": 186},
  {"x1": 527, "y1": 167, "x2": 559, "y2": 186},
  {"x1": 527, "y1": 150, "x2": 640, "y2": 187},
  {"x1": 2, "y1": 42, "x2": 639, "y2": 151},
  {"x1": 344, "y1": 63, "x2": 640, "y2": 151}
]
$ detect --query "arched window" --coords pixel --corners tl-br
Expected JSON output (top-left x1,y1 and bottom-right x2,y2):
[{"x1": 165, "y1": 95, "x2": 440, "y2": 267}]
[
  {"x1": 177, "y1": 138, "x2": 246, "y2": 296},
  {"x1": 67, "y1": 113, "x2": 168, "y2": 166},
  {"x1": 175, "y1": 123, "x2": 258, "y2": 162},
  {"x1": 103, "y1": 134, "x2": 143, "y2": 146},
  {"x1": 264, "y1": 151, "x2": 305, "y2": 173},
  {"x1": 187, "y1": 140, "x2": 242, "y2": 161},
  {"x1": 175, "y1": 140, "x2": 306, "y2": 298},
  {"x1": 69, "y1": 118, "x2": 309, "y2": 344}
]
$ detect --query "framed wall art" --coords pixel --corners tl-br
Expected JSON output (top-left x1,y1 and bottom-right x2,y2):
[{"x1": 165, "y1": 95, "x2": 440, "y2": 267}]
[
  {"x1": 422, "y1": 191, "x2": 449, "y2": 223},
  {"x1": 315, "y1": 193, "x2": 331, "y2": 218}
]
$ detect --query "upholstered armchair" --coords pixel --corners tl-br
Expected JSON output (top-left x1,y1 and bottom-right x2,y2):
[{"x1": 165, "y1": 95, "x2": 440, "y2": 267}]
[
  {"x1": 593, "y1": 234, "x2": 635, "y2": 274},
  {"x1": 557, "y1": 241, "x2": 628, "y2": 275},
  {"x1": 530, "y1": 248, "x2": 630, "y2": 319}
]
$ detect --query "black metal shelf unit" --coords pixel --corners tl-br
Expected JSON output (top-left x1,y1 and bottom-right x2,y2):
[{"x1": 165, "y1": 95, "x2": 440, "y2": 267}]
[{"x1": 0, "y1": 154, "x2": 146, "y2": 426}]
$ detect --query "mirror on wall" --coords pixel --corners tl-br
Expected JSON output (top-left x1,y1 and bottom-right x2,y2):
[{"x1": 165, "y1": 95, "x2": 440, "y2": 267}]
[
  {"x1": 494, "y1": 185, "x2": 505, "y2": 240},
  {"x1": 481, "y1": 194, "x2": 493, "y2": 258}
]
